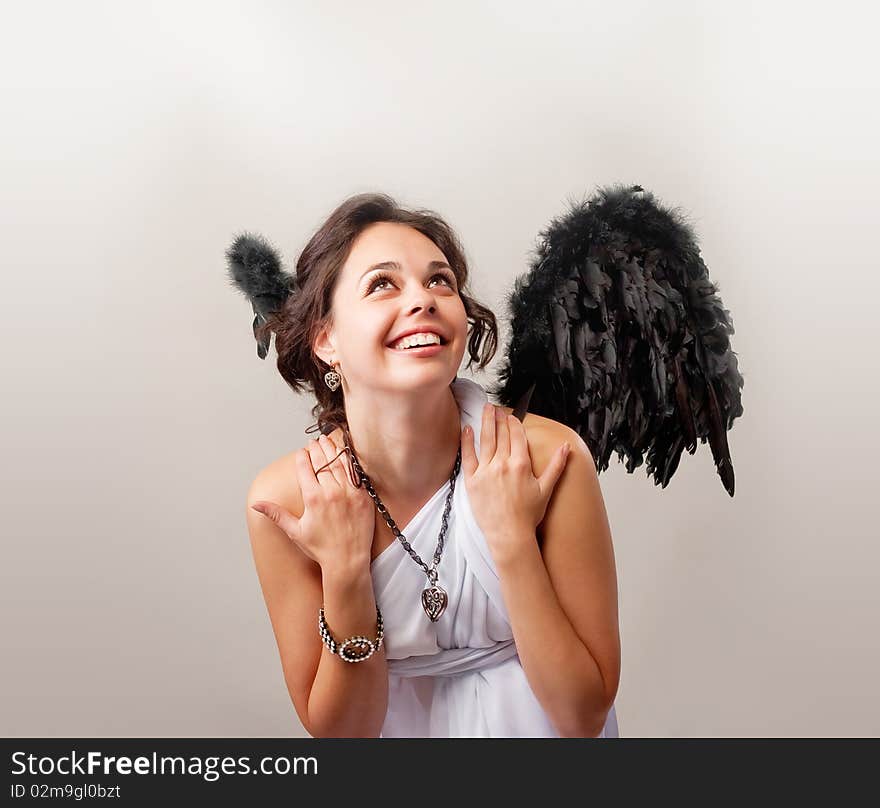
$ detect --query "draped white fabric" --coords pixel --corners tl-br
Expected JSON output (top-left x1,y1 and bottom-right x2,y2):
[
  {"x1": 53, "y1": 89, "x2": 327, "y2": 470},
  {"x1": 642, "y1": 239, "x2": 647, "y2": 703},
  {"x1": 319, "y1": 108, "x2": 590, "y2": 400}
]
[{"x1": 371, "y1": 376, "x2": 620, "y2": 738}]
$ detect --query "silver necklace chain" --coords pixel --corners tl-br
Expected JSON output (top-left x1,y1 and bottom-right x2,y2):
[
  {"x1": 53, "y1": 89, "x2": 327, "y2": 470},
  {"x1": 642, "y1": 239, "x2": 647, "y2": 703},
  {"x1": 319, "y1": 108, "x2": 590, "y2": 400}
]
[
  {"x1": 341, "y1": 425, "x2": 461, "y2": 586},
  {"x1": 337, "y1": 424, "x2": 461, "y2": 622}
]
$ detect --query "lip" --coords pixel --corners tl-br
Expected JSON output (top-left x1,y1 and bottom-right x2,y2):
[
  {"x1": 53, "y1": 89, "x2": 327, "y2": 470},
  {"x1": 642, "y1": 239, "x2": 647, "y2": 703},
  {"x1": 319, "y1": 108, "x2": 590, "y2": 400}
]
[
  {"x1": 387, "y1": 328, "x2": 448, "y2": 347},
  {"x1": 388, "y1": 342, "x2": 445, "y2": 357}
]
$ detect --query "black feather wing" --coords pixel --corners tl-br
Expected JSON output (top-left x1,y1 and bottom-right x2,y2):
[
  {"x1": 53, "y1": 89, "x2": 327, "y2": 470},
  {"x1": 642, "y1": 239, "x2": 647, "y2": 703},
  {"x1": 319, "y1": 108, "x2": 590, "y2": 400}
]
[{"x1": 492, "y1": 184, "x2": 744, "y2": 496}]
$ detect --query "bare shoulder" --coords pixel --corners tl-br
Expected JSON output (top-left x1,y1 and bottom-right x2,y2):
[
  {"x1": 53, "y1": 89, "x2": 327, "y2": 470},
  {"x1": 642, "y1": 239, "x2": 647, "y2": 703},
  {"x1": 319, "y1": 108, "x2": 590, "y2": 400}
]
[
  {"x1": 495, "y1": 405, "x2": 597, "y2": 548},
  {"x1": 496, "y1": 406, "x2": 586, "y2": 471},
  {"x1": 247, "y1": 427, "x2": 348, "y2": 519},
  {"x1": 247, "y1": 447, "x2": 304, "y2": 518}
]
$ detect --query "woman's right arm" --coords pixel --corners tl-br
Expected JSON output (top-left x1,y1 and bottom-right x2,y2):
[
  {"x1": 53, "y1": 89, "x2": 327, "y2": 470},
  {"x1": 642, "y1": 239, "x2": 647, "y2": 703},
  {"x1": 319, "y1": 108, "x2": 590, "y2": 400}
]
[{"x1": 245, "y1": 464, "x2": 388, "y2": 738}]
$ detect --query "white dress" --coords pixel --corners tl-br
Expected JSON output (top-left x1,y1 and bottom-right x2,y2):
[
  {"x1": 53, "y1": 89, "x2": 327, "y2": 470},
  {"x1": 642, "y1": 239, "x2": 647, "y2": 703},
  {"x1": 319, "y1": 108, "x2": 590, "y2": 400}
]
[{"x1": 371, "y1": 376, "x2": 620, "y2": 738}]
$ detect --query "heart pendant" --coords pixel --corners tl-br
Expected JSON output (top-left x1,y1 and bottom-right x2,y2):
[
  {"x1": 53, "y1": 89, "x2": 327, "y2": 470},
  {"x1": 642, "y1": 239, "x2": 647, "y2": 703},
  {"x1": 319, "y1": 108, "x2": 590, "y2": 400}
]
[{"x1": 421, "y1": 584, "x2": 448, "y2": 622}]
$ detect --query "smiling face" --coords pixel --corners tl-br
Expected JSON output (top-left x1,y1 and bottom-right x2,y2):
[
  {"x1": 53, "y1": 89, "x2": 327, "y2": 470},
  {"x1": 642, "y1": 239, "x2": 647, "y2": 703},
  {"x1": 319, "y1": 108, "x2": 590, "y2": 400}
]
[{"x1": 314, "y1": 221, "x2": 468, "y2": 396}]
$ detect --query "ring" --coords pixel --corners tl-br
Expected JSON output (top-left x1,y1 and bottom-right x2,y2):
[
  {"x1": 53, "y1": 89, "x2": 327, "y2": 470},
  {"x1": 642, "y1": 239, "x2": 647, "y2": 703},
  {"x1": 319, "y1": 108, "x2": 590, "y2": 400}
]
[
  {"x1": 313, "y1": 446, "x2": 348, "y2": 475},
  {"x1": 312, "y1": 446, "x2": 361, "y2": 489}
]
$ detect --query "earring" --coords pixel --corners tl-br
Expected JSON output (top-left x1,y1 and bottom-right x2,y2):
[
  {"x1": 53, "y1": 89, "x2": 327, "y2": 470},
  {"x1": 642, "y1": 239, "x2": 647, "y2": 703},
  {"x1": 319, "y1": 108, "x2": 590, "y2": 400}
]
[{"x1": 324, "y1": 363, "x2": 341, "y2": 391}]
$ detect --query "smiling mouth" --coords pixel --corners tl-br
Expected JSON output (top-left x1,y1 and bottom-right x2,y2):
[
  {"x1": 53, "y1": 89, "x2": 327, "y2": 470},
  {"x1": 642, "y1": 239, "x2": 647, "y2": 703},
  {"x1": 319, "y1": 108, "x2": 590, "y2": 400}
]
[
  {"x1": 388, "y1": 341, "x2": 446, "y2": 353},
  {"x1": 387, "y1": 335, "x2": 448, "y2": 350}
]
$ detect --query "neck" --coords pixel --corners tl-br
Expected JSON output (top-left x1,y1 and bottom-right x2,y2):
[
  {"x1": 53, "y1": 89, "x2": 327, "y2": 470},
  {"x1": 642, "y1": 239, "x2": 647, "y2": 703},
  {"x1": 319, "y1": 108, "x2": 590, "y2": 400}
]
[{"x1": 343, "y1": 382, "x2": 462, "y2": 502}]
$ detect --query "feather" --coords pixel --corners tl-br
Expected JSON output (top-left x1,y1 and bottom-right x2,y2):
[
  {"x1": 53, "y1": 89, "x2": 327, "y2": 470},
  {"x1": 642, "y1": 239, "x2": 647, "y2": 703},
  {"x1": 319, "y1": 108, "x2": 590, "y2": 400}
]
[
  {"x1": 225, "y1": 232, "x2": 295, "y2": 359},
  {"x1": 492, "y1": 184, "x2": 744, "y2": 495}
]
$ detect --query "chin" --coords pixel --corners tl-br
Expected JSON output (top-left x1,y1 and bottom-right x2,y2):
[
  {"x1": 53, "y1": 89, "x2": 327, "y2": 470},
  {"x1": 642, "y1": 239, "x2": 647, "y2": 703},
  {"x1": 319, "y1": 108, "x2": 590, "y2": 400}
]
[{"x1": 387, "y1": 364, "x2": 457, "y2": 387}]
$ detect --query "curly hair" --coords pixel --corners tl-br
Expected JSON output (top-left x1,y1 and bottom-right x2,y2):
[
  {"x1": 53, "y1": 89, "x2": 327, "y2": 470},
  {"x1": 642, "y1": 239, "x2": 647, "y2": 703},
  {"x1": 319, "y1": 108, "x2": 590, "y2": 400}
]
[{"x1": 257, "y1": 192, "x2": 498, "y2": 436}]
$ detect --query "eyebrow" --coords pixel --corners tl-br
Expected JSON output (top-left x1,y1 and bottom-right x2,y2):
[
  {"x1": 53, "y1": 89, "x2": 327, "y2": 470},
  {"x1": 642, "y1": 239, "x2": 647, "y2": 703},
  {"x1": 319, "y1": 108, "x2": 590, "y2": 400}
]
[{"x1": 359, "y1": 260, "x2": 453, "y2": 284}]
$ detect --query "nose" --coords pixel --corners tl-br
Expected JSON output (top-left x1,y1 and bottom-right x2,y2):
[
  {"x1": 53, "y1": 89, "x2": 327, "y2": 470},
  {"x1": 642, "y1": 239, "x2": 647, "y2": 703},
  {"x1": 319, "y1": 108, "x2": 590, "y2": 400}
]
[{"x1": 403, "y1": 280, "x2": 438, "y2": 314}]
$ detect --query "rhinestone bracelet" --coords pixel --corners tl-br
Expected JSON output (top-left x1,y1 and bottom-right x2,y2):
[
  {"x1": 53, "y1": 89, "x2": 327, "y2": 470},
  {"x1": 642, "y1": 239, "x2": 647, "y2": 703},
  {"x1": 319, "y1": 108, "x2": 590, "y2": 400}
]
[{"x1": 318, "y1": 605, "x2": 384, "y2": 663}]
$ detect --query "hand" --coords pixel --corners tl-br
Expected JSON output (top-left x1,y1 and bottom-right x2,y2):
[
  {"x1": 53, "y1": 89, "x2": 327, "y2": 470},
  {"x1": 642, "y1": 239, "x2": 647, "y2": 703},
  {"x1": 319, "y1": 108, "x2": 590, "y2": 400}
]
[
  {"x1": 461, "y1": 404, "x2": 571, "y2": 560},
  {"x1": 250, "y1": 434, "x2": 376, "y2": 572}
]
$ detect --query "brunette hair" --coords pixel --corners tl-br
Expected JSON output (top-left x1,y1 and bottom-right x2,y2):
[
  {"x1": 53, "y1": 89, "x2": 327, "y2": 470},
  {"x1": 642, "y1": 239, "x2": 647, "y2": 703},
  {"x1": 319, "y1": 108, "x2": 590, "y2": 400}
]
[{"x1": 257, "y1": 192, "x2": 498, "y2": 436}]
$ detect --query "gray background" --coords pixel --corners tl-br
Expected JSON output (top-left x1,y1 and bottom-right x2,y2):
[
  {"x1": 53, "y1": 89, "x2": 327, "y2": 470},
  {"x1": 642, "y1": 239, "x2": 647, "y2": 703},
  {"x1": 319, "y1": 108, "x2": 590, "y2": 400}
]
[{"x1": 2, "y1": 0, "x2": 877, "y2": 736}]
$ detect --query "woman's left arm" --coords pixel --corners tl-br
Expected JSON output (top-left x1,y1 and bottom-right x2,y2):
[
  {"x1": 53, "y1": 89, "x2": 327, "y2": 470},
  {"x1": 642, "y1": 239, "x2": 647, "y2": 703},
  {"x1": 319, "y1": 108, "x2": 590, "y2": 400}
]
[{"x1": 478, "y1": 417, "x2": 621, "y2": 738}]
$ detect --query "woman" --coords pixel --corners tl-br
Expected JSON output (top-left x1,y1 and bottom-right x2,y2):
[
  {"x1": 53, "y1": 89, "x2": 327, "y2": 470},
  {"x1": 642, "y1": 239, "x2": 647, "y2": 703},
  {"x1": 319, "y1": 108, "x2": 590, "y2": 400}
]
[{"x1": 242, "y1": 193, "x2": 620, "y2": 737}]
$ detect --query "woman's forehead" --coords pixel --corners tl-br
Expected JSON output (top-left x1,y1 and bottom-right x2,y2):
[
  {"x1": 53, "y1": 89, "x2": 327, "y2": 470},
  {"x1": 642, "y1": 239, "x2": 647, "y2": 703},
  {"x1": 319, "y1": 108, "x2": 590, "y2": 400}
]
[{"x1": 346, "y1": 222, "x2": 445, "y2": 269}]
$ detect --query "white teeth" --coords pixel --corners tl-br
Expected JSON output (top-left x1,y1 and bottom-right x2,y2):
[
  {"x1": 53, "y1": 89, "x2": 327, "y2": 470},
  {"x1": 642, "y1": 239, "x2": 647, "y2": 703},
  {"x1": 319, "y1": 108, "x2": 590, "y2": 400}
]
[{"x1": 391, "y1": 332, "x2": 442, "y2": 350}]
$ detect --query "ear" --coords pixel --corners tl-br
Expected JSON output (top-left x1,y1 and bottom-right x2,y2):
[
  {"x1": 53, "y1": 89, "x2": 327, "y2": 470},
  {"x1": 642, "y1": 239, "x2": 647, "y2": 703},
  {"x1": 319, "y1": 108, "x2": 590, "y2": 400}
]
[{"x1": 312, "y1": 320, "x2": 336, "y2": 367}]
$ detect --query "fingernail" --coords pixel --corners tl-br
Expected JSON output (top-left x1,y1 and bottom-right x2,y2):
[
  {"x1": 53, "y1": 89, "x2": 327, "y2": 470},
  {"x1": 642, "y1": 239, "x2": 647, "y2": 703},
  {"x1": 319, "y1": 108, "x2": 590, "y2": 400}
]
[
  {"x1": 251, "y1": 504, "x2": 264, "y2": 514},
  {"x1": 563, "y1": 443, "x2": 571, "y2": 455}
]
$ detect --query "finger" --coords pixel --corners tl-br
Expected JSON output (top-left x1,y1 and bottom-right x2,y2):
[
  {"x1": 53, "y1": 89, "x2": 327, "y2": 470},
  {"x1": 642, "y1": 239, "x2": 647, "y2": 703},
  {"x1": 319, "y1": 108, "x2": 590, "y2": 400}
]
[
  {"x1": 461, "y1": 424, "x2": 477, "y2": 478},
  {"x1": 480, "y1": 402, "x2": 496, "y2": 465},
  {"x1": 306, "y1": 439, "x2": 333, "y2": 487},
  {"x1": 507, "y1": 414, "x2": 529, "y2": 465},
  {"x1": 327, "y1": 433, "x2": 361, "y2": 488},
  {"x1": 295, "y1": 447, "x2": 321, "y2": 498},
  {"x1": 538, "y1": 442, "x2": 571, "y2": 498},
  {"x1": 495, "y1": 406, "x2": 510, "y2": 458},
  {"x1": 315, "y1": 434, "x2": 346, "y2": 488},
  {"x1": 332, "y1": 431, "x2": 361, "y2": 488},
  {"x1": 251, "y1": 500, "x2": 300, "y2": 541}
]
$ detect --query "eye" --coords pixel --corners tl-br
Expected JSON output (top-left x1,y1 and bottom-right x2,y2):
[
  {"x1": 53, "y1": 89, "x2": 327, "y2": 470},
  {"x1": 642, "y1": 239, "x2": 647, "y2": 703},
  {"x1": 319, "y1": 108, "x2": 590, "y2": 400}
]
[{"x1": 366, "y1": 271, "x2": 457, "y2": 295}]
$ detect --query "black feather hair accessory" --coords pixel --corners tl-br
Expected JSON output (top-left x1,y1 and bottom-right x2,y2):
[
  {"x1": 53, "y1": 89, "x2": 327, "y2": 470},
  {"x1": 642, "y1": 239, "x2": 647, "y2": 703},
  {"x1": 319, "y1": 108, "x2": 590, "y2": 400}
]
[
  {"x1": 225, "y1": 232, "x2": 295, "y2": 359},
  {"x1": 492, "y1": 184, "x2": 744, "y2": 496}
]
